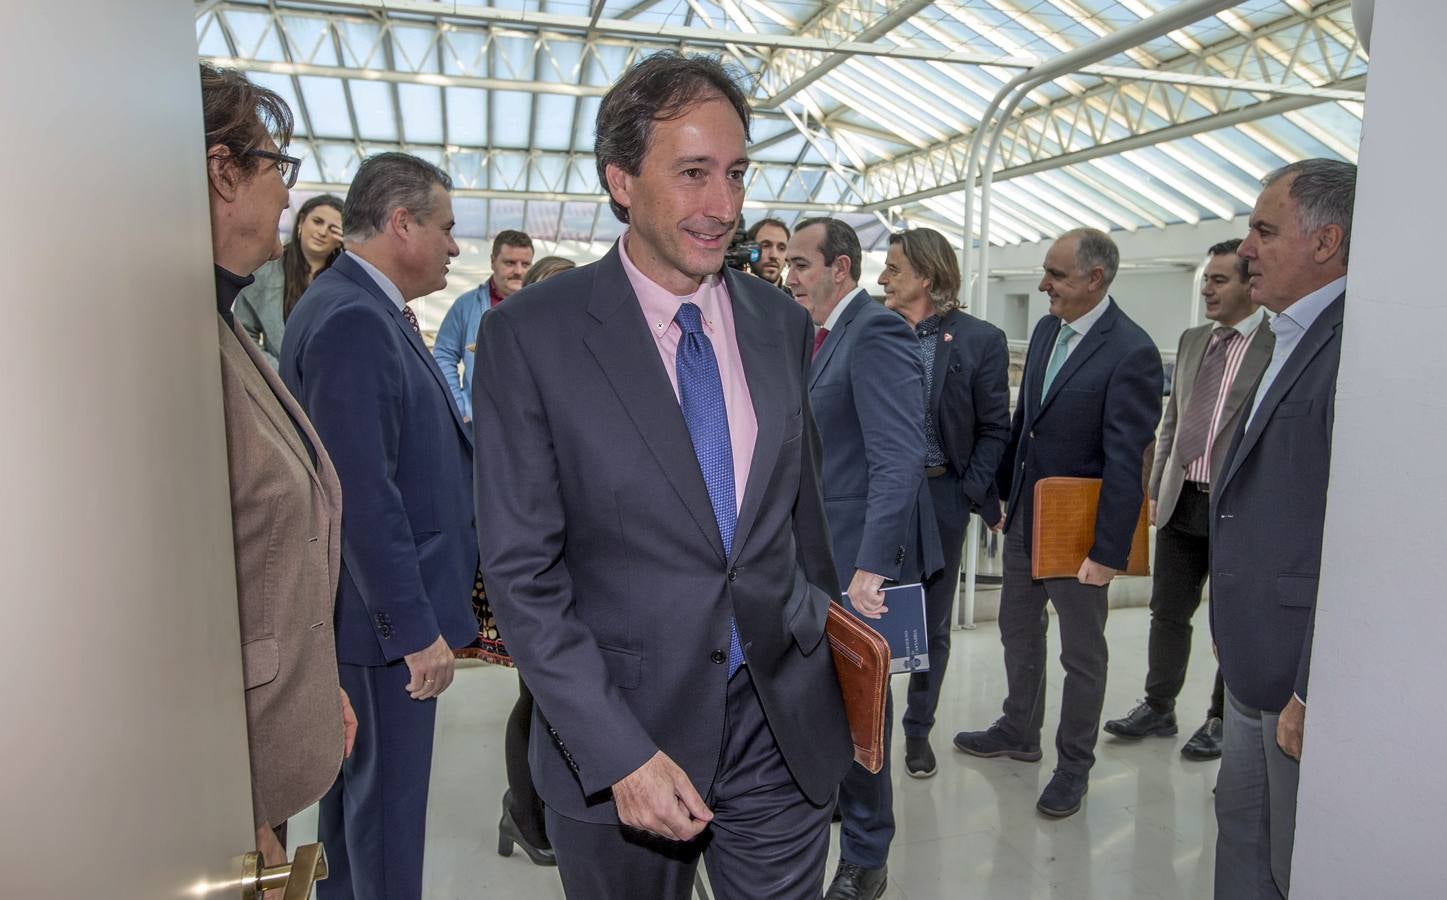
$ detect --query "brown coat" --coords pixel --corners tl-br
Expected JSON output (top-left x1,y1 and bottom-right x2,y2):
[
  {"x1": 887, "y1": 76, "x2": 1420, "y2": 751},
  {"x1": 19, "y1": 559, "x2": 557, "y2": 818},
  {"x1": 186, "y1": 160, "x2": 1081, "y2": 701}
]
[{"x1": 219, "y1": 316, "x2": 344, "y2": 828}]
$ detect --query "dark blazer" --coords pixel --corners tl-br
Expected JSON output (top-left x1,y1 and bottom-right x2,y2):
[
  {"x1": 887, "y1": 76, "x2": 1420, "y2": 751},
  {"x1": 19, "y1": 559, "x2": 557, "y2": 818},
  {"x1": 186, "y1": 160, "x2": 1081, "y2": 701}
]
[
  {"x1": 471, "y1": 247, "x2": 852, "y2": 824},
  {"x1": 1210, "y1": 293, "x2": 1344, "y2": 713},
  {"x1": 1150, "y1": 318, "x2": 1275, "y2": 525},
  {"x1": 997, "y1": 298, "x2": 1164, "y2": 571},
  {"x1": 280, "y1": 253, "x2": 478, "y2": 666},
  {"x1": 810, "y1": 289, "x2": 941, "y2": 587},
  {"x1": 219, "y1": 316, "x2": 343, "y2": 829},
  {"x1": 930, "y1": 309, "x2": 1012, "y2": 527}
]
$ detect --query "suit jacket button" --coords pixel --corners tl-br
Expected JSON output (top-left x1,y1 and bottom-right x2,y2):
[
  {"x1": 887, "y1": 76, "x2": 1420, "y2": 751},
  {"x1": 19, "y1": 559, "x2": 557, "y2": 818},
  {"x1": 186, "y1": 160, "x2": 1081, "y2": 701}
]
[
  {"x1": 727, "y1": 569, "x2": 738, "y2": 582},
  {"x1": 711, "y1": 650, "x2": 726, "y2": 664}
]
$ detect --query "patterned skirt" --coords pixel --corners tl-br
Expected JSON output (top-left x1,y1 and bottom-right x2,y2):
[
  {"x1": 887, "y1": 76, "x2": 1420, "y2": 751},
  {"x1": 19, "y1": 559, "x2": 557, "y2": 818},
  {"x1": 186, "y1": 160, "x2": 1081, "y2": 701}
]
[{"x1": 454, "y1": 568, "x2": 513, "y2": 666}]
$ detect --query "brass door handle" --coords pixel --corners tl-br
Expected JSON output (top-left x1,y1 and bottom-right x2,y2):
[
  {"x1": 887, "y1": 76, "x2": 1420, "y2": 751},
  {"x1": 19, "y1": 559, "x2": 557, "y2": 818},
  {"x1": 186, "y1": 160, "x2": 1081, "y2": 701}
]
[{"x1": 240, "y1": 842, "x2": 329, "y2": 899}]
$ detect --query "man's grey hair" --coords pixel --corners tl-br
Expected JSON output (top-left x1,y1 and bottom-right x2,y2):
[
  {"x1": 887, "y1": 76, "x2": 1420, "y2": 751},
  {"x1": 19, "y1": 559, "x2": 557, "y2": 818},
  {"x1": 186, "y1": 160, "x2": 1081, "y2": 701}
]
[
  {"x1": 343, "y1": 152, "x2": 453, "y2": 241},
  {"x1": 1060, "y1": 227, "x2": 1119, "y2": 288},
  {"x1": 1262, "y1": 158, "x2": 1357, "y2": 265}
]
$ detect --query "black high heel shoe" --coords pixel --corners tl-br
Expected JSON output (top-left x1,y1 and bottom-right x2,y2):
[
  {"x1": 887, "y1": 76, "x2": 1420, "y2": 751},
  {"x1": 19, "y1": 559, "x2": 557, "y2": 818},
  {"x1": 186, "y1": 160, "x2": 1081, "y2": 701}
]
[{"x1": 498, "y1": 791, "x2": 557, "y2": 867}]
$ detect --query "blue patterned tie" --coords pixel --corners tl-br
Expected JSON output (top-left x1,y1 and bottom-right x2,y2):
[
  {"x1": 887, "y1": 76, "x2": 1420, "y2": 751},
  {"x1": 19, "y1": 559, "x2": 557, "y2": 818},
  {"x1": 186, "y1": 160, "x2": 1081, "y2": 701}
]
[{"x1": 674, "y1": 302, "x2": 744, "y2": 677}]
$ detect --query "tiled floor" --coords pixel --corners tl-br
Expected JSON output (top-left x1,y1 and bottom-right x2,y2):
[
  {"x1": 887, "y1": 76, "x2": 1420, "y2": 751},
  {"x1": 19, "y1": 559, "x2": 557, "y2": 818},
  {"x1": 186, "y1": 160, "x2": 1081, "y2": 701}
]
[{"x1": 293, "y1": 579, "x2": 1222, "y2": 899}]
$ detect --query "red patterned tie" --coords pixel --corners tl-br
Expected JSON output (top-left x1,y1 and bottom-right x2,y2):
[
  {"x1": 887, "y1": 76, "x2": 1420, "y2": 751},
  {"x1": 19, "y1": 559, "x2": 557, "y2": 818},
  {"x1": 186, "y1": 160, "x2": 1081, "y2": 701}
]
[
  {"x1": 1175, "y1": 329, "x2": 1240, "y2": 466},
  {"x1": 401, "y1": 303, "x2": 421, "y2": 335},
  {"x1": 812, "y1": 326, "x2": 830, "y2": 359}
]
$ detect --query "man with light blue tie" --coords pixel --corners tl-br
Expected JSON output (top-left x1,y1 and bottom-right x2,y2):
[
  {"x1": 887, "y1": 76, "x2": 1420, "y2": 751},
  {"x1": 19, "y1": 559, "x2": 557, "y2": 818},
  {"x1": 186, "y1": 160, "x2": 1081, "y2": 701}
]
[
  {"x1": 1210, "y1": 158, "x2": 1354, "y2": 900},
  {"x1": 954, "y1": 228, "x2": 1162, "y2": 819}
]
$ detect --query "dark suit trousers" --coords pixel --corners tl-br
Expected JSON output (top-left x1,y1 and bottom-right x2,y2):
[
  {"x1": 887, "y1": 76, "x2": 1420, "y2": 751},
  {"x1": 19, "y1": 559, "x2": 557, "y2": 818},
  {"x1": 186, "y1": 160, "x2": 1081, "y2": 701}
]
[
  {"x1": 504, "y1": 676, "x2": 548, "y2": 847},
  {"x1": 547, "y1": 667, "x2": 832, "y2": 899},
  {"x1": 903, "y1": 471, "x2": 969, "y2": 738},
  {"x1": 997, "y1": 526, "x2": 1108, "y2": 776},
  {"x1": 318, "y1": 661, "x2": 437, "y2": 900},
  {"x1": 838, "y1": 690, "x2": 893, "y2": 869},
  {"x1": 1145, "y1": 484, "x2": 1225, "y2": 720}
]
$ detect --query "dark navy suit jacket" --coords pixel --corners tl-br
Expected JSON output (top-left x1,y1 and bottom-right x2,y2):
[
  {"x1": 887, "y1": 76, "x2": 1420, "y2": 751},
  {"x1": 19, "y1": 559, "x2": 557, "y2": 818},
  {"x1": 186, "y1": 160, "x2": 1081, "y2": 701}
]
[
  {"x1": 930, "y1": 309, "x2": 1012, "y2": 527},
  {"x1": 810, "y1": 289, "x2": 941, "y2": 589},
  {"x1": 1210, "y1": 293, "x2": 1344, "y2": 713},
  {"x1": 280, "y1": 253, "x2": 478, "y2": 666},
  {"x1": 471, "y1": 246, "x2": 852, "y2": 824},
  {"x1": 997, "y1": 298, "x2": 1164, "y2": 571}
]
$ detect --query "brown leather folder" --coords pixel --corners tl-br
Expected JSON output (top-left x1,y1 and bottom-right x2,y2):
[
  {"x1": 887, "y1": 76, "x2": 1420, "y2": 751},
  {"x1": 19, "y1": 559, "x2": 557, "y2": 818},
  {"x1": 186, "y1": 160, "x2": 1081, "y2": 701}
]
[
  {"x1": 825, "y1": 603, "x2": 889, "y2": 774},
  {"x1": 1030, "y1": 476, "x2": 1151, "y2": 580}
]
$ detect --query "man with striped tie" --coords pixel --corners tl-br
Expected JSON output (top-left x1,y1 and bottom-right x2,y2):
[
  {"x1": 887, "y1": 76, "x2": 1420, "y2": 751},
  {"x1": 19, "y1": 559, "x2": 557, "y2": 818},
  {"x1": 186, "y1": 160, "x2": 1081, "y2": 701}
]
[{"x1": 1105, "y1": 239, "x2": 1274, "y2": 760}]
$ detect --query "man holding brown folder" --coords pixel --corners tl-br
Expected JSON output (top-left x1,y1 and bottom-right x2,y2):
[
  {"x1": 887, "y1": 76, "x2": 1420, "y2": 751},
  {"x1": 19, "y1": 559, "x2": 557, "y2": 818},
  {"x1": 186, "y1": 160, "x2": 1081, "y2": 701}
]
[{"x1": 954, "y1": 228, "x2": 1163, "y2": 818}]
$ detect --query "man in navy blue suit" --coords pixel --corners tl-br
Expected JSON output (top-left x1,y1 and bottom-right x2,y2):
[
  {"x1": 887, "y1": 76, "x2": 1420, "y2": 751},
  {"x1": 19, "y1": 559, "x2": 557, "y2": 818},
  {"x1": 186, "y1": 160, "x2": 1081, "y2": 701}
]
[
  {"x1": 787, "y1": 217, "x2": 939, "y2": 900},
  {"x1": 955, "y1": 228, "x2": 1162, "y2": 818},
  {"x1": 1210, "y1": 158, "x2": 1354, "y2": 900},
  {"x1": 281, "y1": 152, "x2": 478, "y2": 900}
]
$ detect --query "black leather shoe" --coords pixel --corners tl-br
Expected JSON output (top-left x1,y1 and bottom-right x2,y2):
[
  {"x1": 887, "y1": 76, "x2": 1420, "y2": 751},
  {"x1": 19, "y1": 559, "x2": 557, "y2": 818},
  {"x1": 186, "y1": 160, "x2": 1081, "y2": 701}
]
[
  {"x1": 498, "y1": 790, "x2": 556, "y2": 867},
  {"x1": 1103, "y1": 700, "x2": 1178, "y2": 739},
  {"x1": 1180, "y1": 716, "x2": 1223, "y2": 760},
  {"x1": 1036, "y1": 770, "x2": 1088, "y2": 818},
  {"x1": 953, "y1": 721, "x2": 1043, "y2": 762},
  {"x1": 905, "y1": 736, "x2": 937, "y2": 778},
  {"x1": 825, "y1": 861, "x2": 888, "y2": 900}
]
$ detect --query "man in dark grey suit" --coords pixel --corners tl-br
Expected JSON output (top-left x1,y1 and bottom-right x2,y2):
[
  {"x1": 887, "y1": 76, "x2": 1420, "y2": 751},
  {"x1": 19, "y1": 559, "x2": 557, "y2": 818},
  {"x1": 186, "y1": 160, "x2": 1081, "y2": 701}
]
[
  {"x1": 785, "y1": 217, "x2": 939, "y2": 900},
  {"x1": 1210, "y1": 159, "x2": 1354, "y2": 899},
  {"x1": 471, "y1": 54, "x2": 851, "y2": 900},
  {"x1": 954, "y1": 228, "x2": 1163, "y2": 819},
  {"x1": 1104, "y1": 239, "x2": 1274, "y2": 760}
]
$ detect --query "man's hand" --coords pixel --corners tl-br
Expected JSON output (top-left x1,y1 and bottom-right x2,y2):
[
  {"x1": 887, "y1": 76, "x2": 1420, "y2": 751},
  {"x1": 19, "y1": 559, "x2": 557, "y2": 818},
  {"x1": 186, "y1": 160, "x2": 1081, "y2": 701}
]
[
  {"x1": 404, "y1": 635, "x2": 455, "y2": 700},
  {"x1": 1149, "y1": 499, "x2": 1158, "y2": 527},
  {"x1": 993, "y1": 500, "x2": 1008, "y2": 533},
  {"x1": 1277, "y1": 695, "x2": 1305, "y2": 761},
  {"x1": 340, "y1": 687, "x2": 358, "y2": 758},
  {"x1": 1076, "y1": 557, "x2": 1119, "y2": 587},
  {"x1": 612, "y1": 750, "x2": 713, "y2": 842},
  {"x1": 256, "y1": 821, "x2": 287, "y2": 897},
  {"x1": 846, "y1": 569, "x2": 888, "y2": 619}
]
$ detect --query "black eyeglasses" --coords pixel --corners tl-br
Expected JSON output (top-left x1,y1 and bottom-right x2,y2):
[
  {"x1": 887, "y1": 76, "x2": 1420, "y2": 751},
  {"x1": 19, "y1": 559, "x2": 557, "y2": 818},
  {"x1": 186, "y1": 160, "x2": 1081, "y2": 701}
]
[{"x1": 247, "y1": 148, "x2": 302, "y2": 189}]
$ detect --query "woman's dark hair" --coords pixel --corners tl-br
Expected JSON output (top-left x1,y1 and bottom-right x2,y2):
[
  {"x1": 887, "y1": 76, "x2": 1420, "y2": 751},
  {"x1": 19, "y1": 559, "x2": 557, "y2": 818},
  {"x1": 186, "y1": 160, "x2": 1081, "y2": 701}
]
[
  {"x1": 594, "y1": 52, "x2": 751, "y2": 223},
  {"x1": 281, "y1": 194, "x2": 344, "y2": 321},
  {"x1": 199, "y1": 62, "x2": 293, "y2": 180}
]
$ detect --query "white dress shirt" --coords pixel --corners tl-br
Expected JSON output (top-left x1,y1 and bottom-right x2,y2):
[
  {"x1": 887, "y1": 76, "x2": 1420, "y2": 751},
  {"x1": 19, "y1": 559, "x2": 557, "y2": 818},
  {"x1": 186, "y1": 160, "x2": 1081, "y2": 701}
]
[
  {"x1": 1245, "y1": 276, "x2": 1347, "y2": 429},
  {"x1": 346, "y1": 250, "x2": 407, "y2": 312}
]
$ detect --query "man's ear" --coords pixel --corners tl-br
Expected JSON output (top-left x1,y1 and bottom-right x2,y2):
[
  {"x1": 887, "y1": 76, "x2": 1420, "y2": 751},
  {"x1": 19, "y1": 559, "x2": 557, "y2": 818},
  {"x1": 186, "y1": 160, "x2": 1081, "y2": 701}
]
[
  {"x1": 386, "y1": 205, "x2": 413, "y2": 241},
  {"x1": 604, "y1": 163, "x2": 633, "y2": 216},
  {"x1": 207, "y1": 145, "x2": 240, "y2": 202},
  {"x1": 1313, "y1": 223, "x2": 1346, "y2": 264}
]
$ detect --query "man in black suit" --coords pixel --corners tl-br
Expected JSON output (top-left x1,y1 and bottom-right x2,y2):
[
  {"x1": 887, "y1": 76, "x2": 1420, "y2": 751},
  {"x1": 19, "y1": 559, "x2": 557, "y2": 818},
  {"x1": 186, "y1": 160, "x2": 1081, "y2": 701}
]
[
  {"x1": 954, "y1": 228, "x2": 1163, "y2": 818},
  {"x1": 471, "y1": 53, "x2": 852, "y2": 900},
  {"x1": 878, "y1": 227, "x2": 1011, "y2": 779},
  {"x1": 786, "y1": 217, "x2": 938, "y2": 900},
  {"x1": 1210, "y1": 158, "x2": 1354, "y2": 900}
]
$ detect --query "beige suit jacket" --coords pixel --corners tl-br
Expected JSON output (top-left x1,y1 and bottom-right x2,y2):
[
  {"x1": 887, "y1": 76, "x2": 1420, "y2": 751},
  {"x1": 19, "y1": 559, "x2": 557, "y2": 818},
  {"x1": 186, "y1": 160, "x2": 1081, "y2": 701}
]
[
  {"x1": 1150, "y1": 317, "x2": 1275, "y2": 526},
  {"x1": 219, "y1": 316, "x2": 344, "y2": 828}
]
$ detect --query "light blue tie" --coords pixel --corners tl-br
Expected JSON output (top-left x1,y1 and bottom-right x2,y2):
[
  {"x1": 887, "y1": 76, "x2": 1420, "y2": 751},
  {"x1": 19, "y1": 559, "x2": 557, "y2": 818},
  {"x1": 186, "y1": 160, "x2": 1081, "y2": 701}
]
[
  {"x1": 674, "y1": 302, "x2": 745, "y2": 677},
  {"x1": 1040, "y1": 323, "x2": 1076, "y2": 401}
]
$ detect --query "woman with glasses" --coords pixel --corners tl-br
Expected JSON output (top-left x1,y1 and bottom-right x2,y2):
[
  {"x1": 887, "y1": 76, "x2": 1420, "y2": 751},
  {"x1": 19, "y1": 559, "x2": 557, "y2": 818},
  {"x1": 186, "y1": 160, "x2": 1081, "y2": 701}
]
[
  {"x1": 200, "y1": 61, "x2": 356, "y2": 873},
  {"x1": 234, "y1": 193, "x2": 345, "y2": 371}
]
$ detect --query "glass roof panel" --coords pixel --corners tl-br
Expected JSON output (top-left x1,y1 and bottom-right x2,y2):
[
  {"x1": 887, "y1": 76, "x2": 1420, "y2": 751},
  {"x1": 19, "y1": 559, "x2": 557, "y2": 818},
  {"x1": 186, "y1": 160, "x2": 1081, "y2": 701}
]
[
  {"x1": 397, "y1": 84, "x2": 444, "y2": 145},
  {"x1": 445, "y1": 87, "x2": 488, "y2": 147},
  {"x1": 297, "y1": 76, "x2": 352, "y2": 139},
  {"x1": 349, "y1": 80, "x2": 398, "y2": 142},
  {"x1": 490, "y1": 91, "x2": 534, "y2": 150},
  {"x1": 534, "y1": 95, "x2": 578, "y2": 152}
]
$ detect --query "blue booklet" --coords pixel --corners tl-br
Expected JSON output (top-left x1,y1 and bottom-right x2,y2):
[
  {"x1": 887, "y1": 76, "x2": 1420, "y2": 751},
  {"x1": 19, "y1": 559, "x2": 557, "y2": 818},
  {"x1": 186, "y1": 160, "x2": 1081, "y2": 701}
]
[{"x1": 841, "y1": 583, "x2": 929, "y2": 675}]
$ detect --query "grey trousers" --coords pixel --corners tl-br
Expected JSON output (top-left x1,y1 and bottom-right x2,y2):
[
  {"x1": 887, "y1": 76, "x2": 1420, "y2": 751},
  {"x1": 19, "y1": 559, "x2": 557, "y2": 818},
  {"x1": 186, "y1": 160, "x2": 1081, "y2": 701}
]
[
  {"x1": 997, "y1": 526, "x2": 1110, "y2": 776},
  {"x1": 1214, "y1": 690, "x2": 1299, "y2": 899}
]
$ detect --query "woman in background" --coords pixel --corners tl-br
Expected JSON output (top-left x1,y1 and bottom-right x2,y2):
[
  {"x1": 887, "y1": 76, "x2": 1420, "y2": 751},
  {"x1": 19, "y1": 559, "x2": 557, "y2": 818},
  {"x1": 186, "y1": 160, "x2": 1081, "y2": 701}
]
[
  {"x1": 494, "y1": 254, "x2": 574, "y2": 867},
  {"x1": 234, "y1": 193, "x2": 344, "y2": 369}
]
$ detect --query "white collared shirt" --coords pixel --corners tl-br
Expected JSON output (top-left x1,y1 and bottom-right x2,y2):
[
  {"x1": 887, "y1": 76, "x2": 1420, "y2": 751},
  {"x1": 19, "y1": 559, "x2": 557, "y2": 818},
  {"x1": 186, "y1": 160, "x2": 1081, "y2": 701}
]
[
  {"x1": 822, "y1": 286, "x2": 866, "y2": 333},
  {"x1": 1246, "y1": 275, "x2": 1347, "y2": 428},
  {"x1": 346, "y1": 250, "x2": 407, "y2": 312},
  {"x1": 1057, "y1": 293, "x2": 1112, "y2": 360}
]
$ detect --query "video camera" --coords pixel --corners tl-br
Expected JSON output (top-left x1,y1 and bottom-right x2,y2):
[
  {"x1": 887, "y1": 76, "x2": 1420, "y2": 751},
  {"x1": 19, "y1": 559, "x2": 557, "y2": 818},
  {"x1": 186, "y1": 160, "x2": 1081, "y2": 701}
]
[{"x1": 724, "y1": 225, "x2": 761, "y2": 271}]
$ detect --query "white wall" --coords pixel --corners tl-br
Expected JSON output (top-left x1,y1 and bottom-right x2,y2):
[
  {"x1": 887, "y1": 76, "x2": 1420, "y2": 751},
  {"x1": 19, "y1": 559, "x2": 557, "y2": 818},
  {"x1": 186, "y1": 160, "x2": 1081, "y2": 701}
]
[
  {"x1": 982, "y1": 267, "x2": 1199, "y2": 349},
  {"x1": 1290, "y1": 4, "x2": 1447, "y2": 898}
]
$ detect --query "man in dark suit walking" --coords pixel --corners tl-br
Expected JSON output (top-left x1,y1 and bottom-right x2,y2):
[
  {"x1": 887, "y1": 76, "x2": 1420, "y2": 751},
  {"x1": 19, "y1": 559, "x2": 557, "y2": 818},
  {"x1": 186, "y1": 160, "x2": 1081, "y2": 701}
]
[
  {"x1": 471, "y1": 54, "x2": 852, "y2": 900},
  {"x1": 281, "y1": 153, "x2": 478, "y2": 900},
  {"x1": 1105, "y1": 238, "x2": 1274, "y2": 760},
  {"x1": 878, "y1": 227, "x2": 1011, "y2": 779},
  {"x1": 954, "y1": 228, "x2": 1163, "y2": 818},
  {"x1": 1210, "y1": 158, "x2": 1354, "y2": 900},
  {"x1": 785, "y1": 217, "x2": 939, "y2": 900}
]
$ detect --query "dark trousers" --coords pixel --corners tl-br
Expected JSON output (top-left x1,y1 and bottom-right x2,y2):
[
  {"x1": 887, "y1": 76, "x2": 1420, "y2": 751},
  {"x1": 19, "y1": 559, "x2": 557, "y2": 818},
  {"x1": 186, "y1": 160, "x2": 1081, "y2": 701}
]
[
  {"x1": 547, "y1": 667, "x2": 832, "y2": 900},
  {"x1": 838, "y1": 691, "x2": 893, "y2": 869},
  {"x1": 903, "y1": 472, "x2": 969, "y2": 740},
  {"x1": 505, "y1": 676, "x2": 548, "y2": 847},
  {"x1": 1214, "y1": 691, "x2": 1297, "y2": 899},
  {"x1": 997, "y1": 525, "x2": 1109, "y2": 776},
  {"x1": 1146, "y1": 484, "x2": 1225, "y2": 720},
  {"x1": 319, "y1": 661, "x2": 438, "y2": 900}
]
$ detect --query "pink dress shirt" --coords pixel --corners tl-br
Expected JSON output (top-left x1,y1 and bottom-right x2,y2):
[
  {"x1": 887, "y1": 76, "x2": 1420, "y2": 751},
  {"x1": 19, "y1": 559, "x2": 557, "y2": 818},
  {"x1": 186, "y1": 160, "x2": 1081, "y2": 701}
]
[{"x1": 618, "y1": 231, "x2": 758, "y2": 515}]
